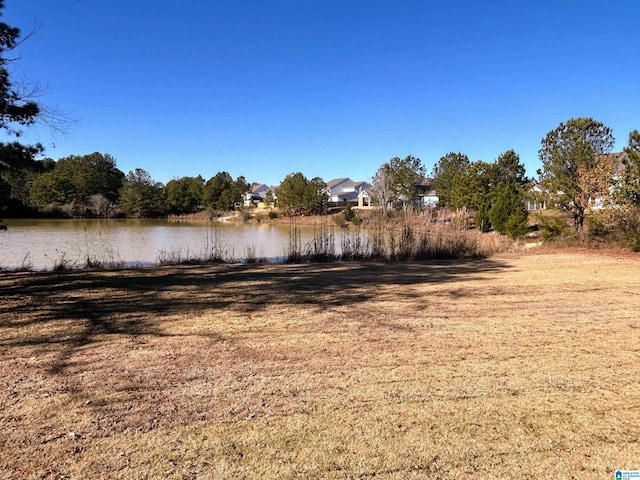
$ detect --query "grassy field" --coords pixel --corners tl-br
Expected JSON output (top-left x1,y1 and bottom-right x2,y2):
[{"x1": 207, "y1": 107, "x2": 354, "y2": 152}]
[{"x1": 1, "y1": 249, "x2": 640, "y2": 479}]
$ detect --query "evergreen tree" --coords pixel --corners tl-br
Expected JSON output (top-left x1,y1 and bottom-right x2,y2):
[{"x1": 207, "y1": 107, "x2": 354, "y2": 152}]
[
  {"x1": 489, "y1": 184, "x2": 529, "y2": 238},
  {"x1": 118, "y1": 169, "x2": 165, "y2": 217},
  {"x1": 28, "y1": 152, "x2": 124, "y2": 214},
  {"x1": 203, "y1": 172, "x2": 247, "y2": 211},
  {"x1": 432, "y1": 152, "x2": 470, "y2": 208},
  {"x1": 166, "y1": 176, "x2": 205, "y2": 214},
  {"x1": 539, "y1": 117, "x2": 615, "y2": 231},
  {"x1": 619, "y1": 130, "x2": 640, "y2": 207},
  {"x1": 0, "y1": 0, "x2": 40, "y2": 135},
  {"x1": 277, "y1": 172, "x2": 327, "y2": 215}
]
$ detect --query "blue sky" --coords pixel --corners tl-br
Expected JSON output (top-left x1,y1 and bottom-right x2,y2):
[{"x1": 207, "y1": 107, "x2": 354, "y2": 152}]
[{"x1": 4, "y1": 0, "x2": 639, "y2": 187}]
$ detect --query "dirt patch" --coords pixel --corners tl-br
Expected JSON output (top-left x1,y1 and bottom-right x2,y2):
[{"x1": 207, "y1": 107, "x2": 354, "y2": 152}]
[{"x1": 1, "y1": 250, "x2": 639, "y2": 478}]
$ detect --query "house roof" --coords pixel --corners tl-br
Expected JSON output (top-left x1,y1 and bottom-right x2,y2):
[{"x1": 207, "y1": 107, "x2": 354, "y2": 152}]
[
  {"x1": 416, "y1": 176, "x2": 435, "y2": 193},
  {"x1": 249, "y1": 183, "x2": 277, "y2": 200},
  {"x1": 350, "y1": 181, "x2": 370, "y2": 190},
  {"x1": 531, "y1": 183, "x2": 549, "y2": 194},
  {"x1": 326, "y1": 178, "x2": 351, "y2": 190},
  {"x1": 327, "y1": 178, "x2": 370, "y2": 192}
]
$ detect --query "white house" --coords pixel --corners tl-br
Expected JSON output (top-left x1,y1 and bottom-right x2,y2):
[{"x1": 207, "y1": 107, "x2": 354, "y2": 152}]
[
  {"x1": 326, "y1": 178, "x2": 372, "y2": 207},
  {"x1": 526, "y1": 184, "x2": 549, "y2": 211}
]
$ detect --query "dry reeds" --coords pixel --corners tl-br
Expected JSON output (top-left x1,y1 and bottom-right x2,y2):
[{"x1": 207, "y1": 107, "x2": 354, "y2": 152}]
[{"x1": 287, "y1": 209, "x2": 512, "y2": 262}]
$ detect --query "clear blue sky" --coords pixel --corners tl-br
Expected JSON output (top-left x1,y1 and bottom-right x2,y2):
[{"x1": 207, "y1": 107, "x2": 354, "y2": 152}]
[{"x1": 4, "y1": 0, "x2": 640, "y2": 187}]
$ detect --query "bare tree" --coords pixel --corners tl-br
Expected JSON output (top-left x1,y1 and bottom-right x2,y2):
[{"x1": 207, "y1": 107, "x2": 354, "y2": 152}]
[{"x1": 370, "y1": 164, "x2": 394, "y2": 214}]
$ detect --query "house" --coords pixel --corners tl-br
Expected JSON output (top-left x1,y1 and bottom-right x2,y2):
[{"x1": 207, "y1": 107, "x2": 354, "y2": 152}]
[
  {"x1": 245, "y1": 183, "x2": 278, "y2": 208},
  {"x1": 394, "y1": 177, "x2": 438, "y2": 208},
  {"x1": 527, "y1": 184, "x2": 549, "y2": 211},
  {"x1": 417, "y1": 177, "x2": 438, "y2": 207},
  {"x1": 326, "y1": 178, "x2": 372, "y2": 207}
]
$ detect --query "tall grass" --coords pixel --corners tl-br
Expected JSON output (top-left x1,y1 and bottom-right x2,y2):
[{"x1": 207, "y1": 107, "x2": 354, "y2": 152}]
[
  {"x1": 340, "y1": 226, "x2": 369, "y2": 261},
  {"x1": 306, "y1": 217, "x2": 337, "y2": 262},
  {"x1": 202, "y1": 228, "x2": 232, "y2": 263},
  {"x1": 14, "y1": 253, "x2": 33, "y2": 272},
  {"x1": 286, "y1": 209, "x2": 512, "y2": 263},
  {"x1": 158, "y1": 227, "x2": 234, "y2": 265},
  {"x1": 244, "y1": 244, "x2": 268, "y2": 264},
  {"x1": 47, "y1": 250, "x2": 76, "y2": 272},
  {"x1": 157, "y1": 248, "x2": 197, "y2": 265},
  {"x1": 82, "y1": 228, "x2": 124, "y2": 269},
  {"x1": 285, "y1": 216, "x2": 303, "y2": 262}
]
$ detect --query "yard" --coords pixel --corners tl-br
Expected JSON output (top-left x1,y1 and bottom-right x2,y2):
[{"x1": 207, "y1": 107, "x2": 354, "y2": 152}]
[{"x1": 1, "y1": 249, "x2": 639, "y2": 479}]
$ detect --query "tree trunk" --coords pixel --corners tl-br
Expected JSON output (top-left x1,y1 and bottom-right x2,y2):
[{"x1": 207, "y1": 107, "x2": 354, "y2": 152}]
[{"x1": 573, "y1": 206, "x2": 585, "y2": 231}]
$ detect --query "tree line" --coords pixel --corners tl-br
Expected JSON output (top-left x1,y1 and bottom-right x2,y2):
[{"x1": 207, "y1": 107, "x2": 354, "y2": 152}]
[
  {"x1": 0, "y1": 148, "x2": 334, "y2": 218},
  {"x1": 2, "y1": 119, "x2": 639, "y2": 237},
  {"x1": 0, "y1": 151, "x2": 252, "y2": 218},
  {"x1": 0, "y1": 146, "x2": 503, "y2": 221},
  {"x1": 427, "y1": 119, "x2": 640, "y2": 239},
  {"x1": 428, "y1": 149, "x2": 530, "y2": 236}
]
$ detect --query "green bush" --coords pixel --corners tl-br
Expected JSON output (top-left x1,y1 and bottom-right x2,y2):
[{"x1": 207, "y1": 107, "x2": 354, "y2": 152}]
[
  {"x1": 629, "y1": 234, "x2": 640, "y2": 252},
  {"x1": 474, "y1": 202, "x2": 492, "y2": 232},
  {"x1": 538, "y1": 215, "x2": 571, "y2": 240},
  {"x1": 504, "y1": 214, "x2": 530, "y2": 238},
  {"x1": 342, "y1": 206, "x2": 355, "y2": 222},
  {"x1": 489, "y1": 185, "x2": 529, "y2": 238},
  {"x1": 268, "y1": 210, "x2": 278, "y2": 219},
  {"x1": 340, "y1": 206, "x2": 363, "y2": 225}
]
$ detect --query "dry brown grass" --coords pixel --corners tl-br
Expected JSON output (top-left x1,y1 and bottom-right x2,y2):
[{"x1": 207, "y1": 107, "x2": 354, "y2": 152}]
[{"x1": 1, "y1": 249, "x2": 640, "y2": 479}]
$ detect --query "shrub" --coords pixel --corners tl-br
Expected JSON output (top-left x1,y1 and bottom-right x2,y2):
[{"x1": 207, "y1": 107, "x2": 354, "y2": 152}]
[
  {"x1": 538, "y1": 215, "x2": 571, "y2": 240},
  {"x1": 268, "y1": 210, "x2": 278, "y2": 220},
  {"x1": 503, "y1": 211, "x2": 529, "y2": 239},
  {"x1": 586, "y1": 209, "x2": 618, "y2": 237},
  {"x1": 333, "y1": 214, "x2": 347, "y2": 228},
  {"x1": 586, "y1": 207, "x2": 640, "y2": 248},
  {"x1": 474, "y1": 202, "x2": 492, "y2": 232},
  {"x1": 489, "y1": 185, "x2": 529, "y2": 238},
  {"x1": 342, "y1": 206, "x2": 355, "y2": 222}
]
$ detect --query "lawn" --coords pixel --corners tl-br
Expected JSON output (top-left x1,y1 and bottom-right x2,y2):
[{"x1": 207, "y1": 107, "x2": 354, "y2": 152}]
[{"x1": 1, "y1": 249, "x2": 639, "y2": 479}]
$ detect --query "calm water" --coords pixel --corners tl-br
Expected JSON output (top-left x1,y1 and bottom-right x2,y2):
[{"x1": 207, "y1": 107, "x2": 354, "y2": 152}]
[{"x1": 0, "y1": 218, "x2": 328, "y2": 270}]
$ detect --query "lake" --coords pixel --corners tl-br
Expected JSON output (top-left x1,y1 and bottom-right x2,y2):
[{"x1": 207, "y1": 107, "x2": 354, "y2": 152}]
[{"x1": 0, "y1": 218, "x2": 344, "y2": 270}]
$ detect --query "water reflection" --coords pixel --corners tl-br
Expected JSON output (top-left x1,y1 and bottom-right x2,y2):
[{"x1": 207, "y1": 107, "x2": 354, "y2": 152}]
[{"x1": 0, "y1": 219, "x2": 319, "y2": 270}]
